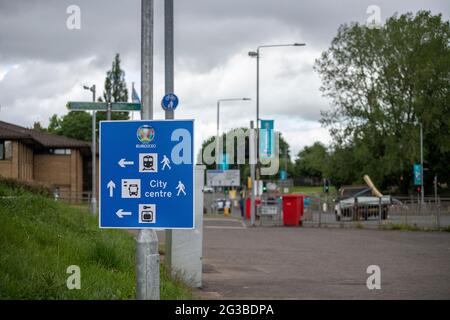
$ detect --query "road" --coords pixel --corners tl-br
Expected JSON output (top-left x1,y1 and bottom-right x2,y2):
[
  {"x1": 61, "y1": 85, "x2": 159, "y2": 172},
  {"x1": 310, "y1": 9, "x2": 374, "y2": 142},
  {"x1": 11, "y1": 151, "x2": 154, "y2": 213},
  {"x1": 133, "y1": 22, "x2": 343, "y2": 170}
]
[{"x1": 199, "y1": 217, "x2": 450, "y2": 299}]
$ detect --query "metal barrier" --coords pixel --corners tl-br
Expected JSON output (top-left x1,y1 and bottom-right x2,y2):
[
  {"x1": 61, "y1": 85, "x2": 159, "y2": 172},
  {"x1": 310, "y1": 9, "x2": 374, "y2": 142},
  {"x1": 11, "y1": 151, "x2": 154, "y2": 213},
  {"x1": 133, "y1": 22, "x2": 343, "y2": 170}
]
[
  {"x1": 303, "y1": 195, "x2": 450, "y2": 230},
  {"x1": 53, "y1": 190, "x2": 93, "y2": 207},
  {"x1": 258, "y1": 198, "x2": 282, "y2": 226}
]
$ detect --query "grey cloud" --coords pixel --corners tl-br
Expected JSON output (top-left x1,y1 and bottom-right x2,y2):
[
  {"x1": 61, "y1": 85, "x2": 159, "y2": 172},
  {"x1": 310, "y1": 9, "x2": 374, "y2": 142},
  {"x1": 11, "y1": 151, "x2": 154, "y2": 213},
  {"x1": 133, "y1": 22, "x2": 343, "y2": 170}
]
[{"x1": 0, "y1": 0, "x2": 448, "y2": 145}]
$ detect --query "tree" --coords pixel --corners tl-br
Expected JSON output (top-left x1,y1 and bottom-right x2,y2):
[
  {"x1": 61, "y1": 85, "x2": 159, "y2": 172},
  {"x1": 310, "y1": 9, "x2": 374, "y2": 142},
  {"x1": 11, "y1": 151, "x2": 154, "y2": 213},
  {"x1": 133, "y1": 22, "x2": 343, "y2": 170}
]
[
  {"x1": 32, "y1": 121, "x2": 46, "y2": 132},
  {"x1": 294, "y1": 142, "x2": 329, "y2": 179},
  {"x1": 315, "y1": 11, "x2": 450, "y2": 193},
  {"x1": 47, "y1": 111, "x2": 92, "y2": 141},
  {"x1": 97, "y1": 53, "x2": 129, "y2": 121},
  {"x1": 103, "y1": 53, "x2": 128, "y2": 103}
]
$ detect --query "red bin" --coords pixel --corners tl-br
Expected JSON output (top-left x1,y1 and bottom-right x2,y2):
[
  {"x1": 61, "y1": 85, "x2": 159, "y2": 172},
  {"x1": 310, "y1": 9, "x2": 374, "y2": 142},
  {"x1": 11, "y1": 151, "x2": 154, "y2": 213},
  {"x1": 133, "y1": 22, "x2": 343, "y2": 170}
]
[{"x1": 282, "y1": 194, "x2": 304, "y2": 226}]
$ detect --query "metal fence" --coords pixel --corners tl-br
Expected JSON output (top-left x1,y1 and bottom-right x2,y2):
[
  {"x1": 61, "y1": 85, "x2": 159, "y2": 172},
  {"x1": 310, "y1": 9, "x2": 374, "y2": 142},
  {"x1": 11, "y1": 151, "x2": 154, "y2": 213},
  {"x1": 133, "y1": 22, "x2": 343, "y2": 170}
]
[
  {"x1": 53, "y1": 190, "x2": 93, "y2": 207},
  {"x1": 302, "y1": 195, "x2": 450, "y2": 230}
]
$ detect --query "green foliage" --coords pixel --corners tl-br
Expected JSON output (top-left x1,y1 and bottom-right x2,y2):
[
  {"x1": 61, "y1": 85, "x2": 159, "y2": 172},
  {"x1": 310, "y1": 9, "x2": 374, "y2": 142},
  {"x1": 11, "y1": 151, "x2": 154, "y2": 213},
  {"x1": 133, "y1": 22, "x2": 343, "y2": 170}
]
[
  {"x1": 0, "y1": 176, "x2": 51, "y2": 197},
  {"x1": 0, "y1": 184, "x2": 194, "y2": 299},
  {"x1": 294, "y1": 142, "x2": 329, "y2": 179},
  {"x1": 315, "y1": 11, "x2": 450, "y2": 192},
  {"x1": 47, "y1": 111, "x2": 92, "y2": 141},
  {"x1": 103, "y1": 53, "x2": 128, "y2": 103}
]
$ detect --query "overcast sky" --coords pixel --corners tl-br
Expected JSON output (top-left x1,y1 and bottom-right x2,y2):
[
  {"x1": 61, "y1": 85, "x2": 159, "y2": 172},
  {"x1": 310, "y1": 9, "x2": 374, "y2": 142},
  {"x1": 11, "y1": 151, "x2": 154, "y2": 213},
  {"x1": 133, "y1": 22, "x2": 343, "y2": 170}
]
[{"x1": 0, "y1": 0, "x2": 448, "y2": 158}]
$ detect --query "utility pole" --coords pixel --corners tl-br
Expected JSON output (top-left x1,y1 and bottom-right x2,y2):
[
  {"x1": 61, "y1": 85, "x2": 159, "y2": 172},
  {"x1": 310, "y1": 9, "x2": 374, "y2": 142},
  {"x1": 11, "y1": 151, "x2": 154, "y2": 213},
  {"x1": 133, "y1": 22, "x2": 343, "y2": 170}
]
[
  {"x1": 136, "y1": 0, "x2": 160, "y2": 300},
  {"x1": 164, "y1": 0, "x2": 174, "y2": 270},
  {"x1": 106, "y1": 88, "x2": 112, "y2": 120},
  {"x1": 91, "y1": 87, "x2": 96, "y2": 215},
  {"x1": 164, "y1": 0, "x2": 174, "y2": 119},
  {"x1": 83, "y1": 84, "x2": 97, "y2": 216}
]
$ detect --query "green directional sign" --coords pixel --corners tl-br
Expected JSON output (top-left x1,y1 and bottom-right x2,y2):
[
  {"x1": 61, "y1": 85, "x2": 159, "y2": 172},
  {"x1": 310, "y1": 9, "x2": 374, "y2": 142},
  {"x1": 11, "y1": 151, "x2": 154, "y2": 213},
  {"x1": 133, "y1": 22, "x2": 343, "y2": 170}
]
[{"x1": 67, "y1": 102, "x2": 141, "y2": 111}]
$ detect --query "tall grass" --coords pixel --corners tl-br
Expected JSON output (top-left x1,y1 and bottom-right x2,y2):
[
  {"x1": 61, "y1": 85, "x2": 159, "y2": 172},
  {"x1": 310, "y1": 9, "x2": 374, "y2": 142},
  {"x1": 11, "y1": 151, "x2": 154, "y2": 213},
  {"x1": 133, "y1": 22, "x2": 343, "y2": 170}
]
[{"x1": 0, "y1": 182, "x2": 193, "y2": 299}]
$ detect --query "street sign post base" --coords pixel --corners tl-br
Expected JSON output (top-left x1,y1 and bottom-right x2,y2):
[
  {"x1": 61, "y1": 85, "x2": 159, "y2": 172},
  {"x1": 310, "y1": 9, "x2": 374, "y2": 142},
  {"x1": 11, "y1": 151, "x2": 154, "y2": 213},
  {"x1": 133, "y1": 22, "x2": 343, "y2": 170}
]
[{"x1": 136, "y1": 229, "x2": 160, "y2": 300}]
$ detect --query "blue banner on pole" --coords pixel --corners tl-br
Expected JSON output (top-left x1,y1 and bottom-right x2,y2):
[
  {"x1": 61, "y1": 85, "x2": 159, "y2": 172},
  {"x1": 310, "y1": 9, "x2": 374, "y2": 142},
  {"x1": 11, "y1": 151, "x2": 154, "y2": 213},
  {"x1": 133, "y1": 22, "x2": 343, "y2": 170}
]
[
  {"x1": 259, "y1": 119, "x2": 274, "y2": 159},
  {"x1": 413, "y1": 163, "x2": 422, "y2": 186},
  {"x1": 219, "y1": 153, "x2": 229, "y2": 170}
]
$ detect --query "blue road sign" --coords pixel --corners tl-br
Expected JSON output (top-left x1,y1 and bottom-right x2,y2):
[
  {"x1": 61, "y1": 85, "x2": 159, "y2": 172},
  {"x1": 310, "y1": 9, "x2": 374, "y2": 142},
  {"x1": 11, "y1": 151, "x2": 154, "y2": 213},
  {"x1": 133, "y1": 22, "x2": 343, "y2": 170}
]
[
  {"x1": 161, "y1": 93, "x2": 179, "y2": 111},
  {"x1": 259, "y1": 119, "x2": 274, "y2": 159},
  {"x1": 99, "y1": 120, "x2": 194, "y2": 229},
  {"x1": 413, "y1": 163, "x2": 422, "y2": 186}
]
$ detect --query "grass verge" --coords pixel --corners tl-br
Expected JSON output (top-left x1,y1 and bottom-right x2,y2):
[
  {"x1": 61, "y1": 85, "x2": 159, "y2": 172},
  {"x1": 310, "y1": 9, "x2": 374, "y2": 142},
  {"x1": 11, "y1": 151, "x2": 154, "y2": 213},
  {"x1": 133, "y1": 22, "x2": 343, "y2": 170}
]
[
  {"x1": 0, "y1": 182, "x2": 194, "y2": 299},
  {"x1": 290, "y1": 186, "x2": 336, "y2": 195}
]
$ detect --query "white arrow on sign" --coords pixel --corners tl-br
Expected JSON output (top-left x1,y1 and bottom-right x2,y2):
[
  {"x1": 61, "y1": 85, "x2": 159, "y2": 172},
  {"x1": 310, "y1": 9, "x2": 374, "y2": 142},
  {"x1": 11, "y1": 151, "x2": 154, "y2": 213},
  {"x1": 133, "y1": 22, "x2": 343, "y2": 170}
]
[
  {"x1": 118, "y1": 158, "x2": 134, "y2": 168},
  {"x1": 116, "y1": 209, "x2": 132, "y2": 218},
  {"x1": 107, "y1": 180, "x2": 116, "y2": 197}
]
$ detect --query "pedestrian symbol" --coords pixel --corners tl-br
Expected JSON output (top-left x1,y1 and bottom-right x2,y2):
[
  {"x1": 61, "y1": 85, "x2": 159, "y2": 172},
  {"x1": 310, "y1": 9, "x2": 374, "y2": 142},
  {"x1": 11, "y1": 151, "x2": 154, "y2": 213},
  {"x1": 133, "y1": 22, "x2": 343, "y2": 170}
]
[
  {"x1": 161, "y1": 155, "x2": 171, "y2": 170},
  {"x1": 176, "y1": 180, "x2": 186, "y2": 196},
  {"x1": 161, "y1": 93, "x2": 179, "y2": 111}
]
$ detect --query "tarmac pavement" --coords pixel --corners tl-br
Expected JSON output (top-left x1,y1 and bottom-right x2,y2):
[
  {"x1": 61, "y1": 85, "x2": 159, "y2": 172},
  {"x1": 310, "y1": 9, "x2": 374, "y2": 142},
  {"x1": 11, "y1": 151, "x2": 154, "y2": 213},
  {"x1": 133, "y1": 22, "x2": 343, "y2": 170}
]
[{"x1": 199, "y1": 217, "x2": 450, "y2": 299}]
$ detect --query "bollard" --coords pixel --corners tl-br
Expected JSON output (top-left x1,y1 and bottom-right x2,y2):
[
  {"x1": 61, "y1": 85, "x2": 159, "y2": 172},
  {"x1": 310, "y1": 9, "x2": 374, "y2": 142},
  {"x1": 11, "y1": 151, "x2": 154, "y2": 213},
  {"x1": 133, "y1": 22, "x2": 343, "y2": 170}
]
[{"x1": 136, "y1": 229, "x2": 160, "y2": 300}]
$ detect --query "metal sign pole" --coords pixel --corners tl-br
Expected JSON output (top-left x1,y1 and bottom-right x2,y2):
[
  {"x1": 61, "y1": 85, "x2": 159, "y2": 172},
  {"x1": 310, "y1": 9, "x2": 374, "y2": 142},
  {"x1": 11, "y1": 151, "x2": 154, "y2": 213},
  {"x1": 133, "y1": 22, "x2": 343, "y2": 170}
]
[
  {"x1": 91, "y1": 109, "x2": 97, "y2": 215},
  {"x1": 91, "y1": 85, "x2": 97, "y2": 216},
  {"x1": 164, "y1": 0, "x2": 174, "y2": 270},
  {"x1": 136, "y1": 0, "x2": 160, "y2": 300}
]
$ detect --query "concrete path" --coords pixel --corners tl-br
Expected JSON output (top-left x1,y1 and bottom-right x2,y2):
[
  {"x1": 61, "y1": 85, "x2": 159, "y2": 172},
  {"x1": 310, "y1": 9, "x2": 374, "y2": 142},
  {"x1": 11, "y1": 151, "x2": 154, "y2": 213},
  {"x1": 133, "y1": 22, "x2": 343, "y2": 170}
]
[{"x1": 199, "y1": 218, "x2": 450, "y2": 299}]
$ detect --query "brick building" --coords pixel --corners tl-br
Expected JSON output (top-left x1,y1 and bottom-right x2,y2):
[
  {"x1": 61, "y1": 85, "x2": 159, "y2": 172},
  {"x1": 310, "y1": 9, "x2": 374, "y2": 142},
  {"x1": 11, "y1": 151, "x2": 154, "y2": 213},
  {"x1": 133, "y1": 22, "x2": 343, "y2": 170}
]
[{"x1": 0, "y1": 121, "x2": 94, "y2": 201}]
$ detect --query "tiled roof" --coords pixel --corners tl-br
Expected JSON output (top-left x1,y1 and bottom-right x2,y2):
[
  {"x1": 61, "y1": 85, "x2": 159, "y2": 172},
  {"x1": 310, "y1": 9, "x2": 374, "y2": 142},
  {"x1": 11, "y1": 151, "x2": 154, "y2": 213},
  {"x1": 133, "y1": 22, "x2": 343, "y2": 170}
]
[{"x1": 0, "y1": 121, "x2": 90, "y2": 148}]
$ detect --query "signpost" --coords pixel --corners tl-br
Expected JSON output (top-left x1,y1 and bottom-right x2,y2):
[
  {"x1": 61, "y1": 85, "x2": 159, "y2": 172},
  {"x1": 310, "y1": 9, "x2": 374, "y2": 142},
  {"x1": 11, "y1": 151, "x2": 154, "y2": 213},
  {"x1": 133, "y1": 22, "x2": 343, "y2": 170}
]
[
  {"x1": 206, "y1": 169, "x2": 240, "y2": 187},
  {"x1": 161, "y1": 93, "x2": 179, "y2": 111},
  {"x1": 67, "y1": 102, "x2": 141, "y2": 111},
  {"x1": 99, "y1": 120, "x2": 194, "y2": 229}
]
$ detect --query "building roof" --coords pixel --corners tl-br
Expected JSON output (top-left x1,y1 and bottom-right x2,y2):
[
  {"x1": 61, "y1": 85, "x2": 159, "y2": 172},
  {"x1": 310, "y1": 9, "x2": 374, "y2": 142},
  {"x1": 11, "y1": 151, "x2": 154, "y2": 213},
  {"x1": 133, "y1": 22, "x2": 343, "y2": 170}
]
[{"x1": 0, "y1": 121, "x2": 90, "y2": 149}]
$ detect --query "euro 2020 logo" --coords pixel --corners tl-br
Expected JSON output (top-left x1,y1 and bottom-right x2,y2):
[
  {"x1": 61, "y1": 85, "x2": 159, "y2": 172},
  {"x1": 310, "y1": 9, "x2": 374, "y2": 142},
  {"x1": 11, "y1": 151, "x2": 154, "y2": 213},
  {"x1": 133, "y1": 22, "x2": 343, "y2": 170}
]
[{"x1": 137, "y1": 125, "x2": 155, "y2": 144}]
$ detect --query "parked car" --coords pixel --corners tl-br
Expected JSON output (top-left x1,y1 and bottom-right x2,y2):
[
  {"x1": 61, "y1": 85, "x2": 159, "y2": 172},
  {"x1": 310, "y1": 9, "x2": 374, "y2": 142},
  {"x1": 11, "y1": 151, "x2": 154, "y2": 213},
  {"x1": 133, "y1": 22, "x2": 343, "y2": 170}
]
[
  {"x1": 334, "y1": 196, "x2": 391, "y2": 221},
  {"x1": 203, "y1": 186, "x2": 214, "y2": 193}
]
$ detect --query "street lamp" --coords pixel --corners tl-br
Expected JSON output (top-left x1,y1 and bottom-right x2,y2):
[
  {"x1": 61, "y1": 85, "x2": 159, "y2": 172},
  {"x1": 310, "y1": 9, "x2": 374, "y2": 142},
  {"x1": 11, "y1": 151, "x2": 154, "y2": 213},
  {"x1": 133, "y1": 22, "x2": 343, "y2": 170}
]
[
  {"x1": 247, "y1": 42, "x2": 305, "y2": 225},
  {"x1": 83, "y1": 84, "x2": 97, "y2": 215},
  {"x1": 216, "y1": 98, "x2": 251, "y2": 168},
  {"x1": 248, "y1": 43, "x2": 306, "y2": 130}
]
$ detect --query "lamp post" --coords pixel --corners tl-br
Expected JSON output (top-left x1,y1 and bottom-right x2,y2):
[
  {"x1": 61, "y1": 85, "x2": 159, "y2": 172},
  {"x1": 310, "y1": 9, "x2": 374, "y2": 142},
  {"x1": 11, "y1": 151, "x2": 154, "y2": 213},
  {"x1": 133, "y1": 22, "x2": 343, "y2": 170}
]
[
  {"x1": 247, "y1": 42, "x2": 305, "y2": 220},
  {"x1": 83, "y1": 84, "x2": 97, "y2": 215},
  {"x1": 216, "y1": 98, "x2": 251, "y2": 169},
  {"x1": 248, "y1": 43, "x2": 306, "y2": 130}
]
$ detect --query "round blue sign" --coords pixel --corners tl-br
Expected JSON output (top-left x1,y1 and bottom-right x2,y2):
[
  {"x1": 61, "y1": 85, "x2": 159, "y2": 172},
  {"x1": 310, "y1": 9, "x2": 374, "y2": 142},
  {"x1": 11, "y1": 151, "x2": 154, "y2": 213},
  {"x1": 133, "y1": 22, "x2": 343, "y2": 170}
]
[{"x1": 161, "y1": 93, "x2": 179, "y2": 111}]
